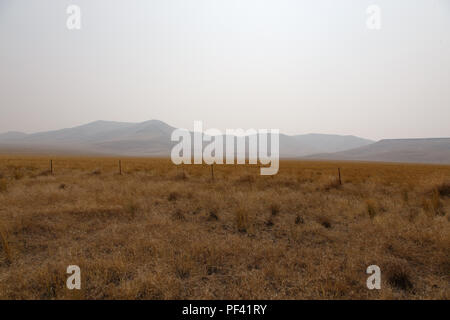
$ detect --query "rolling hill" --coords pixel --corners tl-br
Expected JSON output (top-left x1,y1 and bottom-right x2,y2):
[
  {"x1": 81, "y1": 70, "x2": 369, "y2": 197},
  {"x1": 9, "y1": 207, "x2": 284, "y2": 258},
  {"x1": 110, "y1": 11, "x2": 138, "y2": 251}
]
[
  {"x1": 306, "y1": 138, "x2": 450, "y2": 164},
  {"x1": 0, "y1": 121, "x2": 449, "y2": 163},
  {"x1": 0, "y1": 120, "x2": 374, "y2": 158}
]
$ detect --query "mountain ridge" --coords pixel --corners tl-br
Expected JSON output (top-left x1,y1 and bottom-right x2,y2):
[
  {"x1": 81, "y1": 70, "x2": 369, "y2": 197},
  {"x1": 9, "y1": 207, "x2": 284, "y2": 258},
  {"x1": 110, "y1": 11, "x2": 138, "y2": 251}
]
[
  {"x1": 0, "y1": 119, "x2": 374, "y2": 157},
  {"x1": 305, "y1": 138, "x2": 450, "y2": 164},
  {"x1": 1, "y1": 120, "x2": 448, "y2": 163}
]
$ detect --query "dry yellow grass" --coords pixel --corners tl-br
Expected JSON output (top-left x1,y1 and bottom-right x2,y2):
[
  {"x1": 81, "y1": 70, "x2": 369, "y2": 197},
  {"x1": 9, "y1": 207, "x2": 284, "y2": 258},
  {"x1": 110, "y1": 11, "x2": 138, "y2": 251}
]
[{"x1": 0, "y1": 155, "x2": 449, "y2": 299}]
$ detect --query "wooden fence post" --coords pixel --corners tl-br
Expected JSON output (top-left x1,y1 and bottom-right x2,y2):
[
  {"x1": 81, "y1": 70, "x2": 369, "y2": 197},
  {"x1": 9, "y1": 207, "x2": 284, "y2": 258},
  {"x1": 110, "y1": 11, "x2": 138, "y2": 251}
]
[
  {"x1": 119, "y1": 160, "x2": 122, "y2": 175},
  {"x1": 338, "y1": 168, "x2": 342, "y2": 185},
  {"x1": 50, "y1": 160, "x2": 53, "y2": 175},
  {"x1": 211, "y1": 164, "x2": 214, "y2": 181}
]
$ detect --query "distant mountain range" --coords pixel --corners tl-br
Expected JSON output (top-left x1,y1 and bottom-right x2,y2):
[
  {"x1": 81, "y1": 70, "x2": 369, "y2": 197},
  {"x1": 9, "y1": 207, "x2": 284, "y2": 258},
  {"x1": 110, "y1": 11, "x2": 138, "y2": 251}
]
[
  {"x1": 0, "y1": 120, "x2": 449, "y2": 164},
  {"x1": 305, "y1": 138, "x2": 450, "y2": 164}
]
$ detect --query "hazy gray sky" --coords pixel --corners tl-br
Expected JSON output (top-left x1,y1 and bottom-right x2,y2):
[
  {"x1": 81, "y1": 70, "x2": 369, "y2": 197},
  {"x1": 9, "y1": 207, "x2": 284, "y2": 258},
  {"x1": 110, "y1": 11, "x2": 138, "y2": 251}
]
[{"x1": 0, "y1": 0, "x2": 449, "y2": 140}]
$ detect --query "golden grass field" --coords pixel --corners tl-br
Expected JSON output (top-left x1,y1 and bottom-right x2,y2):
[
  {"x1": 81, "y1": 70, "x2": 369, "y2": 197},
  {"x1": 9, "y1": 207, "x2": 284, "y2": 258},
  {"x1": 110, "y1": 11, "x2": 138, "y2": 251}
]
[{"x1": 0, "y1": 155, "x2": 449, "y2": 299}]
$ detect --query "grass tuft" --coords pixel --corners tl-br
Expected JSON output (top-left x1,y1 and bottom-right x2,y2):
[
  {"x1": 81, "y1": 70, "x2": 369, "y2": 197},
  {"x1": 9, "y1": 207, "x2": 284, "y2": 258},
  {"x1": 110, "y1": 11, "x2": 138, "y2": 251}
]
[
  {"x1": 0, "y1": 179, "x2": 7, "y2": 193},
  {"x1": 0, "y1": 225, "x2": 12, "y2": 264},
  {"x1": 436, "y1": 182, "x2": 450, "y2": 197},
  {"x1": 295, "y1": 215, "x2": 304, "y2": 225},
  {"x1": 388, "y1": 269, "x2": 413, "y2": 291},
  {"x1": 236, "y1": 174, "x2": 255, "y2": 184},
  {"x1": 173, "y1": 209, "x2": 186, "y2": 221},
  {"x1": 175, "y1": 170, "x2": 188, "y2": 181},
  {"x1": 317, "y1": 215, "x2": 332, "y2": 229},
  {"x1": 208, "y1": 210, "x2": 219, "y2": 221},
  {"x1": 90, "y1": 169, "x2": 101, "y2": 175},
  {"x1": 235, "y1": 206, "x2": 250, "y2": 233},
  {"x1": 168, "y1": 192, "x2": 179, "y2": 202},
  {"x1": 366, "y1": 199, "x2": 378, "y2": 219},
  {"x1": 323, "y1": 178, "x2": 341, "y2": 191},
  {"x1": 270, "y1": 203, "x2": 280, "y2": 216}
]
